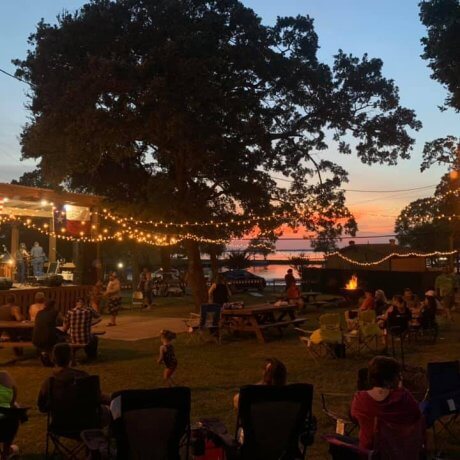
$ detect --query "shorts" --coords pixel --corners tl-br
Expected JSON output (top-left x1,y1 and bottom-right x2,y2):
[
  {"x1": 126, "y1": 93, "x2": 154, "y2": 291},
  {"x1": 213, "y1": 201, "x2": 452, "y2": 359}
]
[{"x1": 108, "y1": 297, "x2": 122, "y2": 315}]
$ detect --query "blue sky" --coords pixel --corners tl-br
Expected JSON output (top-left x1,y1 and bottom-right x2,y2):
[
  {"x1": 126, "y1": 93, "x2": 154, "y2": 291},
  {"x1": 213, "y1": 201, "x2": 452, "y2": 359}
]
[{"x1": 0, "y1": 0, "x2": 458, "y2": 241}]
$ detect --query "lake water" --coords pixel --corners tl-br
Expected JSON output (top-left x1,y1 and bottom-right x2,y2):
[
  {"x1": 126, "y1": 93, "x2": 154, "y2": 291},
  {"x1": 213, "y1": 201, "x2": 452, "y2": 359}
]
[{"x1": 247, "y1": 264, "x2": 301, "y2": 282}]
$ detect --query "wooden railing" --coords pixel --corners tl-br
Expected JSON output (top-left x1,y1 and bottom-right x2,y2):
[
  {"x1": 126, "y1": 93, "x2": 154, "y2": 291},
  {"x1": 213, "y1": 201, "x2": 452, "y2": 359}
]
[{"x1": 0, "y1": 285, "x2": 92, "y2": 316}]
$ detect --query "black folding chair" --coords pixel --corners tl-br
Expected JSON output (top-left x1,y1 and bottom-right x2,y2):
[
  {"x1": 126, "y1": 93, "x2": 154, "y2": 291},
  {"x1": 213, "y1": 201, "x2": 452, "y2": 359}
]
[
  {"x1": 82, "y1": 387, "x2": 191, "y2": 460},
  {"x1": 45, "y1": 375, "x2": 101, "y2": 459},
  {"x1": 423, "y1": 360, "x2": 460, "y2": 452},
  {"x1": 236, "y1": 384, "x2": 315, "y2": 460}
]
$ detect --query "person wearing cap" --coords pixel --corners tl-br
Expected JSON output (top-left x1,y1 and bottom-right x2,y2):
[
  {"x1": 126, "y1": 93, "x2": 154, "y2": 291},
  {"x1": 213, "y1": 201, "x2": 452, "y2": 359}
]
[
  {"x1": 29, "y1": 292, "x2": 46, "y2": 321},
  {"x1": 30, "y1": 241, "x2": 46, "y2": 277}
]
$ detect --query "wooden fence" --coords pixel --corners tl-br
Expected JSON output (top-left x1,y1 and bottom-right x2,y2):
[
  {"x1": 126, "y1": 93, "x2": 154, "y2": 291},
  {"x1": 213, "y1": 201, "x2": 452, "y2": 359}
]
[{"x1": 0, "y1": 285, "x2": 92, "y2": 316}]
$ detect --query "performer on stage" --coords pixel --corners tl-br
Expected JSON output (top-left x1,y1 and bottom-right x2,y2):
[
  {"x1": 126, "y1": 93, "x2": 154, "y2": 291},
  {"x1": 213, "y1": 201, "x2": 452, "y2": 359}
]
[
  {"x1": 15, "y1": 243, "x2": 29, "y2": 283},
  {"x1": 30, "y1": 242, "x2": 46, "y2": 277}
]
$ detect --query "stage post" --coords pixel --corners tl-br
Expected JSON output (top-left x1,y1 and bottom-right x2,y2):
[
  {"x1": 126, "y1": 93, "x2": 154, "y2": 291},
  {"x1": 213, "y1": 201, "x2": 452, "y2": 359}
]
[
  {"x1": 49, "y1": 216, "x2": 57, "y2": 263},
  {"x1": 10, "y1": 223, "x2": 19, "y2": 265}
]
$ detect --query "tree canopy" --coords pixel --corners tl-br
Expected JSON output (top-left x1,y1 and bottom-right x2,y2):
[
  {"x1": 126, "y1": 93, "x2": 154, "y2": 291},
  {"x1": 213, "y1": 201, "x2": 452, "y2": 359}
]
[
  {"x1": 397, "y1": 1, "x2": 460, "y2": 253},
  {"x1": 14, "y1": 0, "x2": 421, "y2": 305},
  {"x1": 420, "y1": 0, "x2": 460, "y2": 112}
]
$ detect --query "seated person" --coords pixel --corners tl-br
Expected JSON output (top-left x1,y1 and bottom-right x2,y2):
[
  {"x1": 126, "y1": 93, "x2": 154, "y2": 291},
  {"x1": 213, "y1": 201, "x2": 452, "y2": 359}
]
[
  {"x1": 0, "y1": 295, "x2": 22, "y2": 324},
  {"x1": 62, "y1": 298, "x2": 101, "y2": 359},
  {"x1": 233, "y1": 358, "x2": 287, "y2": 409},
  {"x1": 0, "y1": 371, "x2": 21, "y2": 459},
  {"x1": 351, "y1": 356, "x2": 421, "y2": 450},
  {"x1": 37, "y1": 343, "x2": 110, "y2": 422},
  {"x1": 29, "y1": 292, "x2": 46, "y2": 322},
  {"x1": 374, "y1": 289, "x2": 388, "y2": 317},
  {"x1": 359, "y1": 290, "x2": 375, "y2": 312},
  {"x1": 199, "y1": 274, "x2": 231, "y2": 328},
  {"x1": 386, "y1": 295, "x2": 412, "y2": 335},
  {"x1": 32, "y1": 300, "x2": 64, "y2": 363},
  {"x1": 0, "y1": 295, "x2": 25, "y2": 356},
  {"x1": 418, "y1": 294, "x2": 437, "y2": 329},
  {"x1": 347, "y1": 290, "x2": 376, "y2": 330},
  {"x1": 286, "y1": 282, "x2": 304, "y2": 309},
  {"x1": 403, "y1": 288, "x2": 419, "y2": 311},
  {"x1": 425, "y1": 288, "x2": 452, "y2": 321}
]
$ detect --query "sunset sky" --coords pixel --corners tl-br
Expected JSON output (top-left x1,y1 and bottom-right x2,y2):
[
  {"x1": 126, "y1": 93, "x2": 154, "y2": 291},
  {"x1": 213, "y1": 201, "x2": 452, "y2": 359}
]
[{"x1": 1, "y1": 1, "x2": 458, "y2": 250}]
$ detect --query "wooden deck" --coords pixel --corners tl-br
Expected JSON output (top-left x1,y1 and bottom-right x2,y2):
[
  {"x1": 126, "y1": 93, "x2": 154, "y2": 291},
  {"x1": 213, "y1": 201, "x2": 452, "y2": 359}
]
[{"x1": 0, "y1": 285, "x2": 92, "y2": 315}]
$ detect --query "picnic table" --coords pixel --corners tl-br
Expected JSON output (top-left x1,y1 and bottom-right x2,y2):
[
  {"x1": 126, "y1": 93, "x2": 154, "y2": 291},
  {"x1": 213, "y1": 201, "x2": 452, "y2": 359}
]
[
  {"x1": 220, "y1": 304, "x2": 306, "y2": 343},
  {"x1": 0, "y1": 318, "x2": 105, "y2": 356}
]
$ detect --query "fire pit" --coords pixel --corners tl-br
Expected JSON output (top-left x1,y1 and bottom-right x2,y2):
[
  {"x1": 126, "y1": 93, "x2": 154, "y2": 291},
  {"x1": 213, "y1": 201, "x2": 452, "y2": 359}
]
[{"x1": 340, "y1": 274, "x2": 363, "y2": 307}]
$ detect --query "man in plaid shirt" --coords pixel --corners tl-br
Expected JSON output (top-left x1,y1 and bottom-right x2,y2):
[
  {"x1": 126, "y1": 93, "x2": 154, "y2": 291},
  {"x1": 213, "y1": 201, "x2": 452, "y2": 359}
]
[{"x1": 63, "y1": 298, "x2": 101, "y2": 359}]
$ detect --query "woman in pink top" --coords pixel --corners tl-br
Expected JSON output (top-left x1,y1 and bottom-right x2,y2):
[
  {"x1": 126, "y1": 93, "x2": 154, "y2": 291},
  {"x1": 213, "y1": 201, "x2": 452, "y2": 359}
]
[{"x1": 351, "y1": 356, "x2": 421, "y2": 450}]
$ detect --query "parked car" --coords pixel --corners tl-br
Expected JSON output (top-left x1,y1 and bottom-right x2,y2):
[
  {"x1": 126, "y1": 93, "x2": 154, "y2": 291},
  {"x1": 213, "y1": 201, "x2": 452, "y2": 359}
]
[{"x1": 221, "y1": 269, "x2": 266, "y2": 292}]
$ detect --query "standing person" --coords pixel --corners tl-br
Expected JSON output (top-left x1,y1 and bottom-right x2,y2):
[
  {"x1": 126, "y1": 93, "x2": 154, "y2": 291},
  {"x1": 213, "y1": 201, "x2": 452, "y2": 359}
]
[
  {"x1": 104, "y1": 272, "x2": 122, "y2": 326},
  {"x1": 62, "y1": 298, "x2": 101, "y2": 360},
  {"x1": 137, "y1": 267, "x2": 153, "y2": 310},
  {"x1": 15, "y1": 243, "x2": 29, "y2": 284},
  {"x1": 435, "y1": 266, "x2": 458, "y2": 313},
  {"x1": 29, "y1": 292, "x2": 46, "y2": 321},
  {"x1": 284, "y1": 269, "x2": 295, "y2": 290},
  {"x1": 199, "y1": 274, "x2": 231, "y2": 328},
  {"x1": 30, "y1": 242, "x2": 46, "y2": 277},
  {"x1": 157, "y1": 330, "x2": 177, "y2": 387}
]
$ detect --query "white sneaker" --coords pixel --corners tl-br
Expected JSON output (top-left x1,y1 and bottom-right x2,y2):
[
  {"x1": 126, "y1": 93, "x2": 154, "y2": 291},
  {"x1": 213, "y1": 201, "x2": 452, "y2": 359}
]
[{"x1": 7, "y1": 445, "x2": 19, "y2": 459}]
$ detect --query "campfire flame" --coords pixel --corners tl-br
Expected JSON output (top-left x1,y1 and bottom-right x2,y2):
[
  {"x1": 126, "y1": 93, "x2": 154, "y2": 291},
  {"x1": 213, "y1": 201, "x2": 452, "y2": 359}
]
[{"x1": 345, "y1": 275, "x2": 358, "y2": 290}]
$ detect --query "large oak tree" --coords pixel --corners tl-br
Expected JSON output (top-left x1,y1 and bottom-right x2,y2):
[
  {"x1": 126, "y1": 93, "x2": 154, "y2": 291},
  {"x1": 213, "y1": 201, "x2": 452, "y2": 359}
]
[{"x1": 15, "y1": 0, "x2": 420, "y2": 306}]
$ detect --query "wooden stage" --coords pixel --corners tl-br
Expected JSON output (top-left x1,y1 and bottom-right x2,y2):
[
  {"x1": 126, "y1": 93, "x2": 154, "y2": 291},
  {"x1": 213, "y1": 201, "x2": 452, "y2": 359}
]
[{"x1": 0, "y1": 285, "x2": 92, "y2": 315}]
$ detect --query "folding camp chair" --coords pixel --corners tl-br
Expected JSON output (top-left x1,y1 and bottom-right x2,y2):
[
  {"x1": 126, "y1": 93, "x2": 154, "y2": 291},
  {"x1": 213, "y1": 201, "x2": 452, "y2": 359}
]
[
  {"x1": 82, "y1": 387, "x2": 191, "y2": 460},
  {"x1": 323, "y1": 416, "x2": 424, "y2": 460},
  {"x1": 296, "y1": 313, "x2": 344, "y2": 361},
  {"x1": 423, "y1": 360, "x2": 460, "y2": 452},
  {"x1": 236, "y1": 383, "x2": 316, "y2": 460},
  {"x1": 45, "y1": 375, "x2": 101, "y2": 459},
  {"x1": 357, "y1": 310, "x2": 382, "y2": 354}
]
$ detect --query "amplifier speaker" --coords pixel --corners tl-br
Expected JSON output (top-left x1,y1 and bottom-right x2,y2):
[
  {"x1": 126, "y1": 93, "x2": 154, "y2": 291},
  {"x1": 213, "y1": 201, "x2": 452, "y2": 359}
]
[
  {"x1": 36, "y1": 274, "x2": 64, "y2": 287},
  {"x1": 0, "y1": 277, "x2": 13, "y2": 290}
]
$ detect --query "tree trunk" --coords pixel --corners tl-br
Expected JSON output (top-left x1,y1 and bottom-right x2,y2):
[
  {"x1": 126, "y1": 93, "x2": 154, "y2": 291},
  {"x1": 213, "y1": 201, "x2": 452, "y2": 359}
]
[
  {"x1": 161, "y1": 246, "x2": 171, "y2": 271},
  {"x1": 185, "y1": 240, "x2": 208, "y2": 311},
  {"x1": 210, "y1": 248, "x2": 219, "y2": 281}
]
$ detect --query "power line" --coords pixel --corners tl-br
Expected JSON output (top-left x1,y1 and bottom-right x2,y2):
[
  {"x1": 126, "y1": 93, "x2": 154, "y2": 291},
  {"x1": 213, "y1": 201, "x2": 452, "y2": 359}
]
[
  {"x1": 0, "y1": 67, "x2": 31, "y2": 87},
  {"x1": 271, "y1": 174, "x2": 436, "y2": 193}
]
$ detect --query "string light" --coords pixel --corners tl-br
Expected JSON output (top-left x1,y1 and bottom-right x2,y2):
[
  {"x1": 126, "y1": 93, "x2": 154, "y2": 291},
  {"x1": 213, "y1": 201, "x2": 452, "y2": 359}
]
[{"x1": 327, "y1": 250, "x2": 457, "y2": 267}]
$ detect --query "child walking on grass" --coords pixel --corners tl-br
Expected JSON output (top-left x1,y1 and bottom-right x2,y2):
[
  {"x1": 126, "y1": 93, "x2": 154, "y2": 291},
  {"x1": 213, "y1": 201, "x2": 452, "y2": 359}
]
[{"x1": 158, "y1": 330, "x2": 177, "y2": 386}]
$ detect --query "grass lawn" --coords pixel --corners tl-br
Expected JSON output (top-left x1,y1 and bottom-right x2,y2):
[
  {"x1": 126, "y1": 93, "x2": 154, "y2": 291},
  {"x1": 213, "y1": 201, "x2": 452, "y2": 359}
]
[{"x1": 3, "y1": 291, "x2": 460, "y2": 459}]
